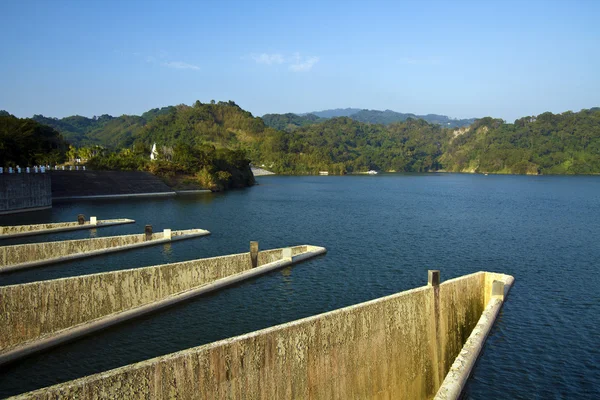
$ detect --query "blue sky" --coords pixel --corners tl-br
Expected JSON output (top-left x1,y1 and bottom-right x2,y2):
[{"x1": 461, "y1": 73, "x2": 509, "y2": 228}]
[{"x1": 1, "y1": 0, "x2": 599, "y2": 121}]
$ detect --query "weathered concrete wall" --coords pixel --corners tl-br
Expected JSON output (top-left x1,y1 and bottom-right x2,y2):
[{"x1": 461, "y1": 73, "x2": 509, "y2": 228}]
[
  {"x1": 50, "y1": 170, "x2": 174, "y2": 199},
  {"x1": 0, "y1": 246, "x2": 309, "y2": 352},
  {"x1": 0, "y1": 228, "x2": 208, "y2": 272},
  {"x1": 0, "y1": 218, "x2": 134, "y2": 238},
  {"x1": 12, "y1": 271, "x2": 513, "y2": 400},
  {"x1": 0, "y1": 173, "x2": 51, "y2": 214}
]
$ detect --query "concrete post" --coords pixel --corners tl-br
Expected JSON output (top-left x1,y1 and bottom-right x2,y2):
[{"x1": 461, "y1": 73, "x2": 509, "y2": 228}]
[
  {"x1": 163, "y1": 229, "x2": 172, "y2": 240},
  {"x1": 491, "y1": 280, "x2": 505, "y2": 300},
  {"x1": 90, "y1": 216, "x2": 97, "y2": 225},
  {"x1": 77, "y1": 214, "x2": 85, "y2": 225},
  {"x1": 282, "y1": 247, "x2": 292, "y2": 261},
  {"x1": 145, "y1": 225, "x2": 153, "y2": 241},
  {"x1": 250, "y1": 241, "x2": 259, "y2": 268},
  {"x1": 428, "y1": 270, "x2": 441, "y2": 286}
]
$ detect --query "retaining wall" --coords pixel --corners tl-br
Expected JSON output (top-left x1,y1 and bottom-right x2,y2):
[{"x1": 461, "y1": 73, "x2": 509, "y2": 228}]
[
  {"x1": 0, "y1": 246, "x2": 309, "y2": 353},
  {"x1": 0, "y1": 173, "x2": 51, "y2": 214},
  {"x1": 50, "y1": 171, "x2": 173, "y2": 199},
  {"x1": 11, "y1": 271, "x2": 513, "y2": 400}
]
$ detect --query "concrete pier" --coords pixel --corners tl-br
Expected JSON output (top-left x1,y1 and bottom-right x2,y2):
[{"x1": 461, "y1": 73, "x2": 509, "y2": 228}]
[
  {"x1": 0, "y1": 245, "x2": 325, "y2": 366},
  {"x1": 0, "y1": 218, "x2": 135, "y2": 239},
  {"x1": 0, "y1": 228, "x2": 210, "y2": 273},
  {"x1": 9, "y1": 270, "x2": 513, "y2": 399}
]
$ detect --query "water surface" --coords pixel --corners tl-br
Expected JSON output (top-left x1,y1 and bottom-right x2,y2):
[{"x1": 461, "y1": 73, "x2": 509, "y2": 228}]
[{"x1": 0, "y1": 174, "x2": 598, "y2": 398}]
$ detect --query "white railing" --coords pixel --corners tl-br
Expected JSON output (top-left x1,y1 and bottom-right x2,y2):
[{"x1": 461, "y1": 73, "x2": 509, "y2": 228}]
[{"x1": 0, "y1": 165, "x2": 86, "y2": 174}]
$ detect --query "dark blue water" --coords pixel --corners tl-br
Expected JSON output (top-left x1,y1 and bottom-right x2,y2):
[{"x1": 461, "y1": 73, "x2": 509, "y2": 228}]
[{"x1": 0, "y1": 174, "x2": 599, "y2": 399}]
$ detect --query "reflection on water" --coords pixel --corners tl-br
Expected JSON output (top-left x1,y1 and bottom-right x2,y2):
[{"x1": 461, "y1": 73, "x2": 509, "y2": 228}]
[
  {"x1": 0, "y1": 174, "x2": 599, "y2": 399},
  {"x1": 161, "y1": 243, "x2": 173, "y2": 257}
]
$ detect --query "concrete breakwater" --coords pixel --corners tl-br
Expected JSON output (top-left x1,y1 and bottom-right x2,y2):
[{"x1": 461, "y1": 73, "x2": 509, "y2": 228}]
[
  {"x1": 0, "y1": 217, "x2": 135, "y2": 239},
  {"x1": 0, "y1": 245, "x2": 325, "y2": 366},
  {"x1": 0, "y1": 228, "x2": 209, "y2": 273},
  {"x1": 10, "y1": 270, "x2": 513, "y2": 399}
]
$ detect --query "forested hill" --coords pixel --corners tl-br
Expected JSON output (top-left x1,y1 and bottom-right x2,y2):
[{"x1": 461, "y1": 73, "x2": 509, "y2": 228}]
[
  {"x1": 0, "y1": 113, "x2": 69, "y2": 166},
  {"x1": 441, "y1": 110, "x2": 600, "y2": 174},
  {"x1": 257, "y1": 108, "x2": 600, "y2": 174},
  {"x1": 7, "y1": 102, "x2": 600, "y2": 175}
]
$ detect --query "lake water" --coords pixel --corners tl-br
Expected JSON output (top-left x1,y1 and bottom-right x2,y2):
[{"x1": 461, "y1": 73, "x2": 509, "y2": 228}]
[{"x1": 0, "y1": 174, "x2": 599, "y2": 399}]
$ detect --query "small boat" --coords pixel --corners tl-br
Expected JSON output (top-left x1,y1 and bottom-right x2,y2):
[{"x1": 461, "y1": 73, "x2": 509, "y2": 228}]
[{"x1": 367, "y1": 170, "x2": 378, "y2": 175}]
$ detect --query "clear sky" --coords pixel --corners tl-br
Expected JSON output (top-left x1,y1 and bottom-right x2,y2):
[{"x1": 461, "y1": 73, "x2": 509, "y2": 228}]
[{"x1": 1, "y1": 0, "x2": 599, "y2": 121}]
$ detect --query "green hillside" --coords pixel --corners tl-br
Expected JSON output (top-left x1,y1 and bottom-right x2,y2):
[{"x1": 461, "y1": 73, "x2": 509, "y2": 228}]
[{"x1": 441, "y1": 110, "x2": 600, "y2": 174}]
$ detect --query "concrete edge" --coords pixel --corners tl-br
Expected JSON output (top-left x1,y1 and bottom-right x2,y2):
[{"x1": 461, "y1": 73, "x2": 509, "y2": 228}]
[
  {"x1": 52, "y1": 192, "x2": 176, "y2": 201},
  {"x1": 0, "y1": 206, "x2": 52, "y2": 216},
  {"x1": 433, "y1": 273, "x2": 515, "y2": 400},
  {"x1": 0, "y1": 219, "x2": 136, "y2": 239},
  {"x1": 0, "y1": 229, "x2": 211, "y2": 274},
  {"x1": 0, "y1": 245, "x2": 327, "y2": 367},
  {"x1": 175, "y1": 190, "x2": 212, "y2": 195}
]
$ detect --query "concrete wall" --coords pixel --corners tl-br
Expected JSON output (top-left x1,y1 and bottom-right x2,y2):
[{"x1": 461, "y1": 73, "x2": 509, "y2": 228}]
[
  {"x1": 0, "y1": 229, "x2": 204, "y2": 270},
  {"x1": 12, "y1": 271, "x2": 512, "y2": 400},
  {"x1": 0, "y1": 173, "x2": 51, "y2": 214},
  {"x1": 0, "y1": 246, "x2": 308, "y2": 352},
  {"x1": 51, "y1": 171, "x2": 173, "y2": 199}
]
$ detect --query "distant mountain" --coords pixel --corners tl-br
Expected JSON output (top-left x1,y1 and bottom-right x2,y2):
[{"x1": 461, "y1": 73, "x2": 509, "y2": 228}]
[
  {"x1": 301, "y1": 108, "x2": 362, "y2": 119},
  {"x1": 297, "y1": 108, "x2": 476, "y2": 128},
  {"x1": 350, "y1": 109, "x2": 476, "y2": 128}
]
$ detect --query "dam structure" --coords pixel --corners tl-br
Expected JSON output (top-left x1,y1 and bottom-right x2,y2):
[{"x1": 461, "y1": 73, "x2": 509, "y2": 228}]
[
  {"x1": 0, "y1": 172, "x2": 52, "y2": 215},
  {"x1": 0, "y1": 245, "x2": 326, "y2": 367},
  {"x1": 8, "y1": 270, "x2": 513, "y2": 399},
  {"x1": 0, "y1": 216, "x2": 135, "y2": 239},
  {"x1": 51, "y1": 170, "x2": 176, "y2": 200},
  {"x1": 0, "y1": 228, "x2": 209, "y2": 273}
]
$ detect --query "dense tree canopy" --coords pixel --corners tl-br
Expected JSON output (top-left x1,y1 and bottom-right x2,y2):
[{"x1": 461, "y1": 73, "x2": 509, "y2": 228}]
[{"x1": 0, "y1": 114, "x2": 68, "y2": 166}]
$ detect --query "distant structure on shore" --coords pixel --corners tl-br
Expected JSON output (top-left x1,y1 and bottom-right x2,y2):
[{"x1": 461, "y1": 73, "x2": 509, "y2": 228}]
[
  {"x1": 150, "y1": 143, "x2": 158, "y2": 161},
  {"x1": 251, "y1": 165, "x2": 275, "y2": 176}
]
